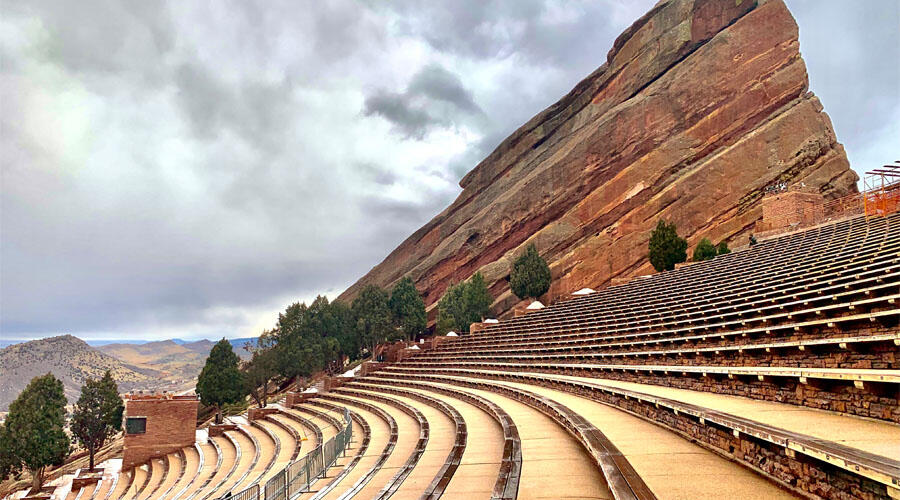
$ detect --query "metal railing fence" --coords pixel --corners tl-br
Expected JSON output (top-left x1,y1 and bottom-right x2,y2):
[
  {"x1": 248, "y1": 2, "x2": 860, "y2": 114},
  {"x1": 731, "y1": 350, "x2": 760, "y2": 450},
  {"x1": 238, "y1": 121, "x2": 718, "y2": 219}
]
[{"x1": 221, "y1": 408, "x2": 352, "y2": 500}]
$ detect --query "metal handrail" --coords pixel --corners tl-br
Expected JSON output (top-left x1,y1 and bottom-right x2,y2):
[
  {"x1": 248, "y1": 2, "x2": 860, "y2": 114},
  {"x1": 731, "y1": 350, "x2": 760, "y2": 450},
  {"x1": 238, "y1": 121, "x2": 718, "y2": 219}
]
[{"x1": 220, "y1": 408, "x2": 352, "y2": 500}]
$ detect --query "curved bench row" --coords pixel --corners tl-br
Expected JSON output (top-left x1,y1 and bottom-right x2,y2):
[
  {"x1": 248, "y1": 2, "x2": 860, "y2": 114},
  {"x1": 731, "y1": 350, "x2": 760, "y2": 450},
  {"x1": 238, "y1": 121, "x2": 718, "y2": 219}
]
[
  {"x1": 276, "y1": 407, "x2": 324, "y2": 448},
  {"x1": 302, "y1": 403, "x2": 371, "y2": 500},
  {"x1": 310, "y1": 395, "x2": 398, "y2": 500},
  {"x1": 362, "y1": 373, "x2": 655, "y2": 500},
  {"x1": 331, "y1": 389, "x2": 430, "y2": 500},
  {"x1": 376, "y1": 367, "x2": 900, "y2": 500},
  {"x1": 392, "y1": 359, "x2": 900, "y2": 423},
  {"x1": 192, "y1": 430, "x2": 239, "y2": 500},
  {"x1": 348, "y1": 381, "x2": 466, "y2": 499},
  {"x1": 167, "y1": 443, "x2": 205, "y2": 500},
  {"x1": 352, "y1": 377, "x2": 523, "y2": 499},
  {"x1": 468, "y1": 214, "x2": 898, "y2": 342}
]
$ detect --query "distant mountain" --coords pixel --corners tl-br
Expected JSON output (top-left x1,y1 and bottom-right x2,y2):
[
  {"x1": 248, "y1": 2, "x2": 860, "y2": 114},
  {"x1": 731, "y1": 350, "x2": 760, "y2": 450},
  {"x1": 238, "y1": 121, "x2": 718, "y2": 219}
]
[
  {"x1": 228, "y1": 337, "x2": 256, "y2": 358},
  {"x1": 95, "y1": 337, "x2": 253, "y2": 387},
  {"x1": 98, "y1": 339, "x2": 214, "y2": 382},
  {"x1": 0, "y1": 335, "x2": 184, "y2": 411}
]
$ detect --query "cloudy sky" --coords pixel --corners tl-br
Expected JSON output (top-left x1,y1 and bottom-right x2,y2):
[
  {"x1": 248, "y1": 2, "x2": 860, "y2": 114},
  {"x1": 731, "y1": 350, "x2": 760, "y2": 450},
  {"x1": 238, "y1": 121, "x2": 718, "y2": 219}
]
[{"x1": 1, "y1": 0, "x2": 898, "y2": 342}]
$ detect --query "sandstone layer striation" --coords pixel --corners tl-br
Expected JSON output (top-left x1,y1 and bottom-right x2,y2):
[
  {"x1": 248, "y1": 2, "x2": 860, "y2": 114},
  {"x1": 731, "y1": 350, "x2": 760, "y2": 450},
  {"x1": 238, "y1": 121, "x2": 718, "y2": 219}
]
[{"x1": 340, "y1": 0, "x2": 858, "y2": 320}]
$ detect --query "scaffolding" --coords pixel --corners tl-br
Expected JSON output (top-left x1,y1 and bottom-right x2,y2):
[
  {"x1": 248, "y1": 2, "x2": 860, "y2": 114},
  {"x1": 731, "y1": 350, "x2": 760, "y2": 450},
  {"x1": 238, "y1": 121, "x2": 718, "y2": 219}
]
[
  {"x1": 823, "y1": 161, "x2": 900, "y2": 218},
  {"x1": 863, "y1": 161, "x2": 900, "y2": 217}
]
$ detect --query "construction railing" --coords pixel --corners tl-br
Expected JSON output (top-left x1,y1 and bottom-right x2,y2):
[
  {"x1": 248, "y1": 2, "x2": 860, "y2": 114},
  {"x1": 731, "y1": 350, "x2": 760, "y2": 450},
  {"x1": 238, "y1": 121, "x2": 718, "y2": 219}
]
[
  {"x1": 220, "y1": 408, "x2": 353, "y2": 500},
  {"x1": 825, "y1": 162, "x2": 900, "y2": 218}
]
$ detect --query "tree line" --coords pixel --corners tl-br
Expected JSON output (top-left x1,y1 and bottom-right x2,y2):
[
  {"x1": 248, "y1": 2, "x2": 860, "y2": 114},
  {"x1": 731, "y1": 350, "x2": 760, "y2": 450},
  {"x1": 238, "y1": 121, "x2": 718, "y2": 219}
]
[{"x1": 196, "y1": 276, "x2": 431, "y2": 421}]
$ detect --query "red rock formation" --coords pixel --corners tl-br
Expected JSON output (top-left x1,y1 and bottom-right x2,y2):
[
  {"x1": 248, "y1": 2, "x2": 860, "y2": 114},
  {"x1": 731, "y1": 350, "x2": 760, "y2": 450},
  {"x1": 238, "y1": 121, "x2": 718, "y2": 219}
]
[{"x1": 339, "y1": 0, "x2": 857, "y2": 321}]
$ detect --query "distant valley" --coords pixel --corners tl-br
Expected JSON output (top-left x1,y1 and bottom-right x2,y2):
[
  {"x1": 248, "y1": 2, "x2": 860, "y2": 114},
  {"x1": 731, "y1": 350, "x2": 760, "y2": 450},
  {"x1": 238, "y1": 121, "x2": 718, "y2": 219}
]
[{"x1": 0, "y1": 335, "x2": 255, "y2": 411}]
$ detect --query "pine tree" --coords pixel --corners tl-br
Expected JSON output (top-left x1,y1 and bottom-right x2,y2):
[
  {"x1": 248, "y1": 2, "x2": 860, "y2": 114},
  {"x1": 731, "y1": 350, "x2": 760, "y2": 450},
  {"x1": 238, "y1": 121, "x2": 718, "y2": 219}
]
[
  {"x1": 436, "y1": 282, "x2": 466, "y2": 334},
  {"x1": 463, "y1": 272, "x2": 493, "y2": 328},
  {"x1": 196, "y1": 339, "x2": 245, "y2": 423},
  {"x1": 389, "y1": 277, "x2": 426, "y2": 341},
  {"x1": 70, "y1": 371, "x2": 123, "y2": 470},
  {"x1": 509, "y1": 244, "x2": 552, "y2": 299},
  {"x1": 692, "y1": 238, "x2": 717, "y2": 262},
  {"x1": 648, "y1": 220, "x2": 688, "y2": 271},
  {"x1": 351, "y1": 285, "x2": 393, "y2": 355},
  {"x1": 243, "y1": 335, "x2": 277, "y2": 408},
  {"x1": 0, "y1": 373, "x2": 70, "y2": 490},
  {"x1": 437, "y1": 273, "x2": 495, "y2": 334}
]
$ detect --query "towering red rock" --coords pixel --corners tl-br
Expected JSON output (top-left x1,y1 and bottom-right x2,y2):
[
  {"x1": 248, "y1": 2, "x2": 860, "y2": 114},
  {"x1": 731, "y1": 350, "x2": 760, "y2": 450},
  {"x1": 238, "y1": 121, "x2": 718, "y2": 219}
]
[{"x1": 339, "y1": 0, "x2": 857, "y2": 320}]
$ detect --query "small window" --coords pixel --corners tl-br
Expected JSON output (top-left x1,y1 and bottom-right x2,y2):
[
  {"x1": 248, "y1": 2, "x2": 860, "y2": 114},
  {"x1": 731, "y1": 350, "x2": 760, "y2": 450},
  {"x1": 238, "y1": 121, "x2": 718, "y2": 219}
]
[{"x1": 125, "y1": 417, "x2": 147, "y2": 434}]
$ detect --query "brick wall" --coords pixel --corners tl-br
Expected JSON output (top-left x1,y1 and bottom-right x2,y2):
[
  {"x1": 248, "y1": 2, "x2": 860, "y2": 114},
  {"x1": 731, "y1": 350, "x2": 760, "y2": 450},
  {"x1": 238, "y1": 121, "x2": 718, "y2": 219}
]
[
  {"x1": 122, "y1": 395, "x2": 198, "y2": 469},
  {"x1": 756, "y1": 189, "x2": 825, "y2": 234}
]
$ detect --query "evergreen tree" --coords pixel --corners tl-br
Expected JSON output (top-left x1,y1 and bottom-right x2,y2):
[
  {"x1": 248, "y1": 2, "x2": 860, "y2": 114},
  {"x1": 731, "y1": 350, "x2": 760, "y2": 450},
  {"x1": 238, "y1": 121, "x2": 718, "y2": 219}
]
[
  {"x1": 716, "y1": 241, "x2": 731, "y2": 255},
  {"x1": 692, "y1": 238, "x2": 717, "y2": 262},
  {"x1": 243, "y1": 334, "x2": 278, "y2": 408},
  {"x1": 273, "y1": 302, "x2": 320, "y2": 381},
  {"x1": 464, "y1": 272, "x2": 493, "y2": 327},
  {"x1": 70, "y1": 371, "x2": 124, "y2": 470},
  {"x1": 436, "y1": 282, "x2": 465, "y2": 334},
  {"x1": 389, "y1": 277, "x2": 426, "y2": 340},
  {"x1": 437, "y1": 273, "x2": 494, "y2": 333},
  {"x1": 509, "y1": 244, "x2": 552, "y2": 299},
  {"x1": 0, "y1": 373, "x2": 70, "y2": 490},
  {"x1": 328, "y1": 300, "x2": 359, "y2": 360},
  {"x1": 351, "y1": 285, "x2": 393, "y2": 355},
  {"x1": 648, "y1": 220, "x2": 688, "y2": 271},
  {"x1": 196, "y1": 339, "x2": 245, "y2": 423}
]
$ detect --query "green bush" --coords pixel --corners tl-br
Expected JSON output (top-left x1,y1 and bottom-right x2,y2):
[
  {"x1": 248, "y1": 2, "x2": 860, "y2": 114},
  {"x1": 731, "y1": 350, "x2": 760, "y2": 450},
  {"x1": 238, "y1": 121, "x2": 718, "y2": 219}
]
[
  {"x1": 510, "y1": 244, "x2": 552, "y2": 299},
  {"x1": 692, "y1": 238, "x2": 717, "y2": 262},
  {"x1": 648, "y1": 220, "x2": 688, "y2": 271},
  {"x1": 716, "y1": 241, "x2": 730, "y2": 255}
]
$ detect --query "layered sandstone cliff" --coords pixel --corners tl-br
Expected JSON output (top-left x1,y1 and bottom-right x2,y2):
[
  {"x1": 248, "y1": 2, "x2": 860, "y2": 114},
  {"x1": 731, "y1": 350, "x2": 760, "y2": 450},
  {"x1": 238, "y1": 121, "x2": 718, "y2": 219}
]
[{"x1": 339, "y1": 0, "x2": 857, "y2": 320}]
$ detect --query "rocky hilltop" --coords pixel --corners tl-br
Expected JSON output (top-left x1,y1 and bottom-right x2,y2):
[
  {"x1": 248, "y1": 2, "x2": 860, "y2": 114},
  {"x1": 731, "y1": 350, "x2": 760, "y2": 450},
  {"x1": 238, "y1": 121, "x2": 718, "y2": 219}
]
[
  {"x1": 340, "y1": 0, "x2": 857, "y2": 319},
  {"x1": 0, "y1": 336, "x2": 156, "y2": 410},
  {"x1": 0, "y1": 336, "x2": 194, "y2": 411},
  {"x1": 97, "y1": 338, "x2": 217, "y2": 381}
]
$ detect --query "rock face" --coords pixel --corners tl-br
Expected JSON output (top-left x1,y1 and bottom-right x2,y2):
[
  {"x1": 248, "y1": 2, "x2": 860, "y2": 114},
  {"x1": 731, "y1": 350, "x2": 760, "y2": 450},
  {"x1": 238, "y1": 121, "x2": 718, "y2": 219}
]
[{"x1": 339, "y1": 0, "x2": 857, "y2": 321}]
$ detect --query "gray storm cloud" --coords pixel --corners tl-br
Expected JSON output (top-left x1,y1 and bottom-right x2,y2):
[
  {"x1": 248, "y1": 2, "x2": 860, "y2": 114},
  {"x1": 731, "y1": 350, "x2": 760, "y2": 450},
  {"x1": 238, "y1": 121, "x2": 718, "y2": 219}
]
[{"x1": 1, "y1": 0, "x2": 896, "y2": 340}]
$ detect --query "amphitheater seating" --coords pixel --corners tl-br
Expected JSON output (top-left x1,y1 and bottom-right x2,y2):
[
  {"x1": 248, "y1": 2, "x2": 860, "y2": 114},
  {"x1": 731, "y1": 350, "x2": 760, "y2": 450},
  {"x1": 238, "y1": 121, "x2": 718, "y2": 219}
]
[
  {"x1": 39, "y1": 212, "x2": 898, "y2": 500},
  {"x1": 353, "y1": 212, "x2": 900, "y2": 499}
]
